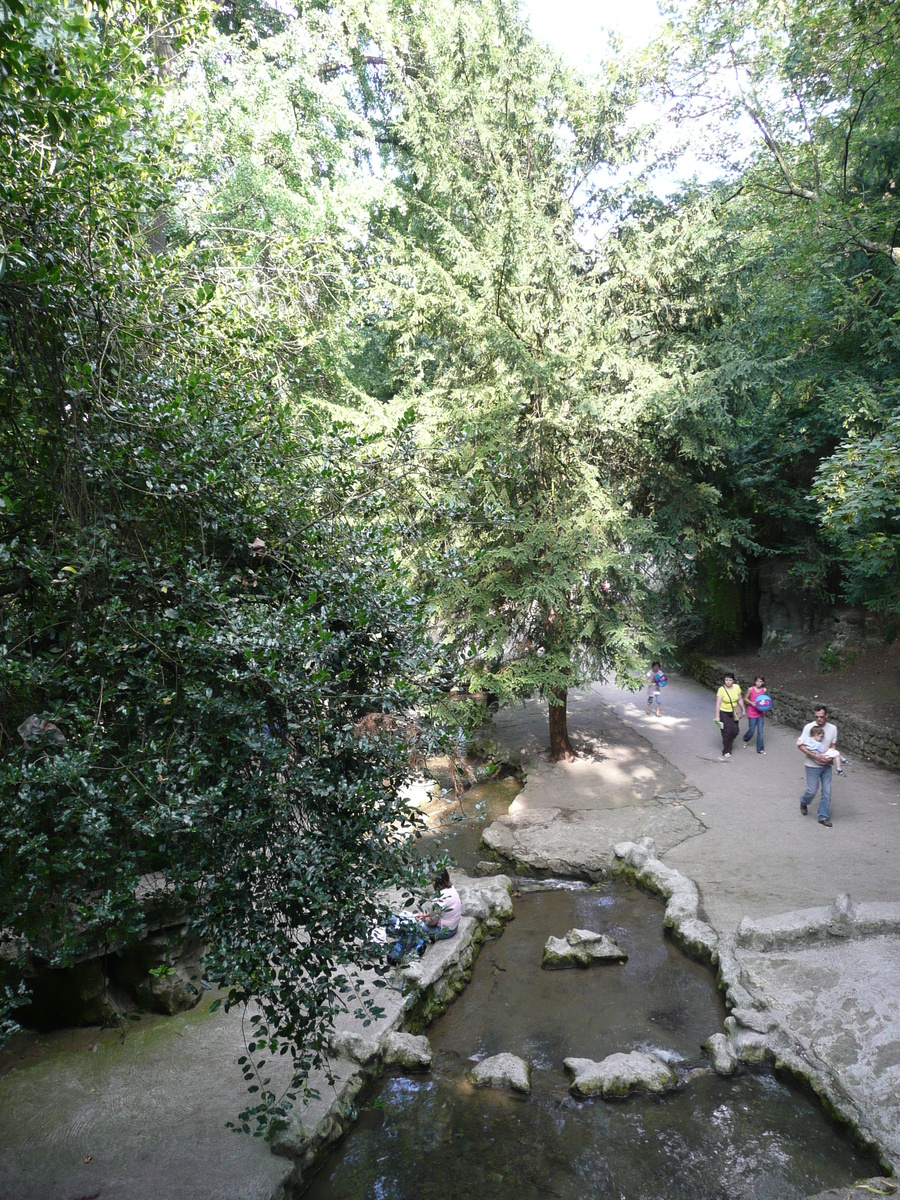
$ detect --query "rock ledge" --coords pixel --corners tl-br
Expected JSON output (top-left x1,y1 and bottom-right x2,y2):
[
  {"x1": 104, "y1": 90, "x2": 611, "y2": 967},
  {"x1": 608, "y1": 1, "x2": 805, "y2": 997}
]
[
  {"x1": 542, "y1": 928, "x2": 628, "y2": 969},
  {"x1": 564, "y1": 1051, "x2": 677, "y2": 1099},
  {"x1": 470, "y1": 1053, "x2": 532, "y2": 1094}
]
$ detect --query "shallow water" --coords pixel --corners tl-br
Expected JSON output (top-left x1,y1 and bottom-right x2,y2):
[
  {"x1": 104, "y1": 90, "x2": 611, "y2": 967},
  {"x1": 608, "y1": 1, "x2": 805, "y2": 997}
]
[
  {"x1": 302, "y1": 883, "x2": 877, "y2": 1200},
  {"x1": 418, "y1": 775, "x2": 523, "y2": 873},
  {"x1": 431, "y1": 885, "x2": 723, "y2": 1067}
]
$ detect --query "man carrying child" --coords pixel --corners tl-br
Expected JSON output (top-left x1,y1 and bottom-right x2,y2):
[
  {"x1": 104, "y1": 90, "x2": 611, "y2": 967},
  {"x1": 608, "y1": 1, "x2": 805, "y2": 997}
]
[{"x1": 796, "y1": 705, "x2": 840, "y2": 827}]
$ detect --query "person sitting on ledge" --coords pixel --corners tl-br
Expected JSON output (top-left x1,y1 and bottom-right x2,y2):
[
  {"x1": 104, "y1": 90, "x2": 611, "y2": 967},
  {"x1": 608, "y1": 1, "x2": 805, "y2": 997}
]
[{"x1": 416, "y1": 869, "x2": 461, "y2": 942}]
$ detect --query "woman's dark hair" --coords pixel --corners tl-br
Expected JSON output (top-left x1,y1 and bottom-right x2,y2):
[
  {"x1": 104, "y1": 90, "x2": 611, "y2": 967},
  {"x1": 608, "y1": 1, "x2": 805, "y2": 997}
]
[{"x1": 433, "y1": 868, "x2": 451, "y2": 891}]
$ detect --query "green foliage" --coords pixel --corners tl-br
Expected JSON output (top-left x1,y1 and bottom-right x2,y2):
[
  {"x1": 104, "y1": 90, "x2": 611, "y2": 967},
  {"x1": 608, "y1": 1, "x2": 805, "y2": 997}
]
[
  {"x1": 818, "y1": 645, "x2": 844, "y2": 672},
  {"x1": 588, "y1": 195, "x2": 767, "y2": 646},
  {"x1": 166, "y1": 10, "x2": 389, "y2": 415},
  {"x1": 1, "y1": 0, "x2": 438, "y2": 1134},
  {"x1": 340, "y1": 0, "x2": 738, "y2": 747},
  {"x1": 814, "y1": 415, "x2": 900, "y2": 611},
  {"x1": 644, "y1": 0, "x2": 900, "y2": 621},
  {"x1": 2, "y1": 376, "x2": 434, "y2": 1130},
  {"x1": 691, "y1": 556, "x2": 745, "y2": 653}
]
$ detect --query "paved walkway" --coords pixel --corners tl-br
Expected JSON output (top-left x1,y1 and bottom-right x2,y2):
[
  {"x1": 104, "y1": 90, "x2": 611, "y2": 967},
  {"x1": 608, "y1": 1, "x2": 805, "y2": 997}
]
[
  {"x1": 482, "y1": 672, "x2": 900, "y2": 1171},
  {"x1": 595, "y1": 675, "x2": 900, "y2": 930},
  {"x1": 486, "y1": 674, "x2": 900, "y2": 932}
]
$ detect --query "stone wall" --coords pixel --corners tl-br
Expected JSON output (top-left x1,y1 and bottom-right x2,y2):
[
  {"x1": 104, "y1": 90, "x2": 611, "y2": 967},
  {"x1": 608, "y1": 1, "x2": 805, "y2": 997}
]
[
  {"x1": 10, "y1": 922, "x2": 205, "y2": 1029},
  {"x1": 680, "y1": 652, "x2": 900, "y2": 773},
  {"x1": 757, "y1": 560, "x2": 829, "y2": 654},
  {"x1": 4, "y1": 876, "x2": 205, "y2": 1029}
]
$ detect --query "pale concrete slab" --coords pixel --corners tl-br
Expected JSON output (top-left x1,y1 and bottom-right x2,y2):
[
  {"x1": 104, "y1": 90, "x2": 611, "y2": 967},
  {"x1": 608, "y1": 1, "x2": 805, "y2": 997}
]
[
  {"x1": 483, "y1": 801, "x2": 705, "y2": 878},
  {"x1": 735, "y1": 935, "x2": 900, "y2": 1168},
  {"x1": 0, "y1": 1002, "x2": 299, "y2": 1200}
]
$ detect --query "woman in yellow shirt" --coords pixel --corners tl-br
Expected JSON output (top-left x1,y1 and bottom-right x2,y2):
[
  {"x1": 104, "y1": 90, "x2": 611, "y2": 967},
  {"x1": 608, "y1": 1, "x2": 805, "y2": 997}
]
[{"x1": 714, "y1": 672, "x2": 745, "y2": 758}]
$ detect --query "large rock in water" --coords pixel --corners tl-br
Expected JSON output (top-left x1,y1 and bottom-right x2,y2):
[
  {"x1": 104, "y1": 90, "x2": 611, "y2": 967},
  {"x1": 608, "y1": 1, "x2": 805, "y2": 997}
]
[
  {"x1": 381, "y1": 1031, "x2": 432, "y2": 1070},
  {"x1": 564, "y1": 1051, "x2": 676, "y2": 1098},
  {"x1": 470, "y1": 1053, "x2": 532, "y2": 1094},
  {"x1": 542, "y1": 928, "x2": 628, "y2": 969},
  {"x1": 702, "y1": 1032, "x2": 738, "y2": 1077}
]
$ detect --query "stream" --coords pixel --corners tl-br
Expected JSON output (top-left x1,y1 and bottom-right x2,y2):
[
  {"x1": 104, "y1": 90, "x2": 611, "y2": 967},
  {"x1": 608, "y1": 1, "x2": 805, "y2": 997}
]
[{"x1": 302, "y1": 881, "x2": 878, "y2": 1199}]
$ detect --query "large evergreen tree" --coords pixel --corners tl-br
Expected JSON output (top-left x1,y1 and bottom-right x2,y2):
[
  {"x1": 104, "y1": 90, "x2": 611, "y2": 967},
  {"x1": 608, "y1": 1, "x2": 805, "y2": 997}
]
[{"x1": 344, "y1": 0, "x2": 685, "y2": 758}]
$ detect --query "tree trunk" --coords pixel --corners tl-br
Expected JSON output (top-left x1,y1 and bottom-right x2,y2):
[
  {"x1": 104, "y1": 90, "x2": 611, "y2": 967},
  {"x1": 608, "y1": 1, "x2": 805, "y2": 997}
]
[{"x1": 548, "y1": 687, "x2": 575, "y2": 762}]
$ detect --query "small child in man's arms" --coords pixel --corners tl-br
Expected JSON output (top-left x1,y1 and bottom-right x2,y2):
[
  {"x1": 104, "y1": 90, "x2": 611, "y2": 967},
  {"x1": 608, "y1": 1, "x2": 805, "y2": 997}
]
[{"x1": 802, "y1": 725, "x2": 845, "y2": 774}]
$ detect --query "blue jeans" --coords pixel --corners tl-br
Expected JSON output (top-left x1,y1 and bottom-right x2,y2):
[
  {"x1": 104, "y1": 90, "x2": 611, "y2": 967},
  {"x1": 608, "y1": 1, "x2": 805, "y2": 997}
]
[
  {"x1": 800, "y1": 764, "x2": 832, "y2": 821},
  {"x1": 743, "y1": 716, "x2": 765, "y2": 751},
  {"x1": 417, "y1": 920, "x2": 457, "y2": 943}
]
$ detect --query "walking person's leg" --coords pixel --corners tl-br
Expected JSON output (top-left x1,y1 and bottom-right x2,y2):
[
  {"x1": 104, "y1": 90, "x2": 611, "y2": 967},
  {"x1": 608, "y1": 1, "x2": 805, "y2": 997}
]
[
  {"x1": 817, "y1": 764, "x2": 833, "y2": 825},
  {"x1": 756, "y1": 715, "x2": 765, "y2": 753},
  {"x1": 742, "y1": 717, "x2": 753, "y2": 746},
  {"x1": 800, "y1": 765, "x2": 821, "y2": 815},
  {"x1": 722, "y1": 712, "x2": 738, "y2": 755}
]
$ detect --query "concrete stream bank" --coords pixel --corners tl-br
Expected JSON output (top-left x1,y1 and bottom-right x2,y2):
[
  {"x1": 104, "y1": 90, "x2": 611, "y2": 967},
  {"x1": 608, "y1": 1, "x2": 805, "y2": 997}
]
[{"x1": 0, "y1": 876, "x2": 512, "y2": 1200}]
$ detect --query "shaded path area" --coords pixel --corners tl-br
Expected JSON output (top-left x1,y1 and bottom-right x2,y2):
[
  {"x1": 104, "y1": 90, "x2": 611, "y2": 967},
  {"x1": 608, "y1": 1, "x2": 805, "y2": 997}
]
[{"x1": 481, "y1": 673, "x2": 900, "y2": 1172}]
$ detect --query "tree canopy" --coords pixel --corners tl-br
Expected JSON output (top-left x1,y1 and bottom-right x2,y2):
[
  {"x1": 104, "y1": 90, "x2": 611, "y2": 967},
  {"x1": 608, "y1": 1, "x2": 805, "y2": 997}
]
[
  {"x1": 645, "y1": 0, "x2": 900, "y2": 615},
  {"x1": 0, "y1": 0, "x2": 437, "y2": 1133}
]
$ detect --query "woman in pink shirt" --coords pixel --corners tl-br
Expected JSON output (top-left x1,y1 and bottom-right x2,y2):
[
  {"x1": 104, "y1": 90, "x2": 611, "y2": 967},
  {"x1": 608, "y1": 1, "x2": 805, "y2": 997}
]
[{"x1": 417, "y1": 869, "x2": 461, "y2": 941}]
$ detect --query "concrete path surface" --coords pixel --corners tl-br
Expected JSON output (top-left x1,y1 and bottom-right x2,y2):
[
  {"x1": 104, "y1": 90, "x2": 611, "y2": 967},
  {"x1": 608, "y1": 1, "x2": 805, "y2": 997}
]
[
  {"x1": 481, "y1": 672, "x2": 900, "y2": 1172},
  {"x1": 593, "y1": 676, "x2": 900, "y2": 931}
]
